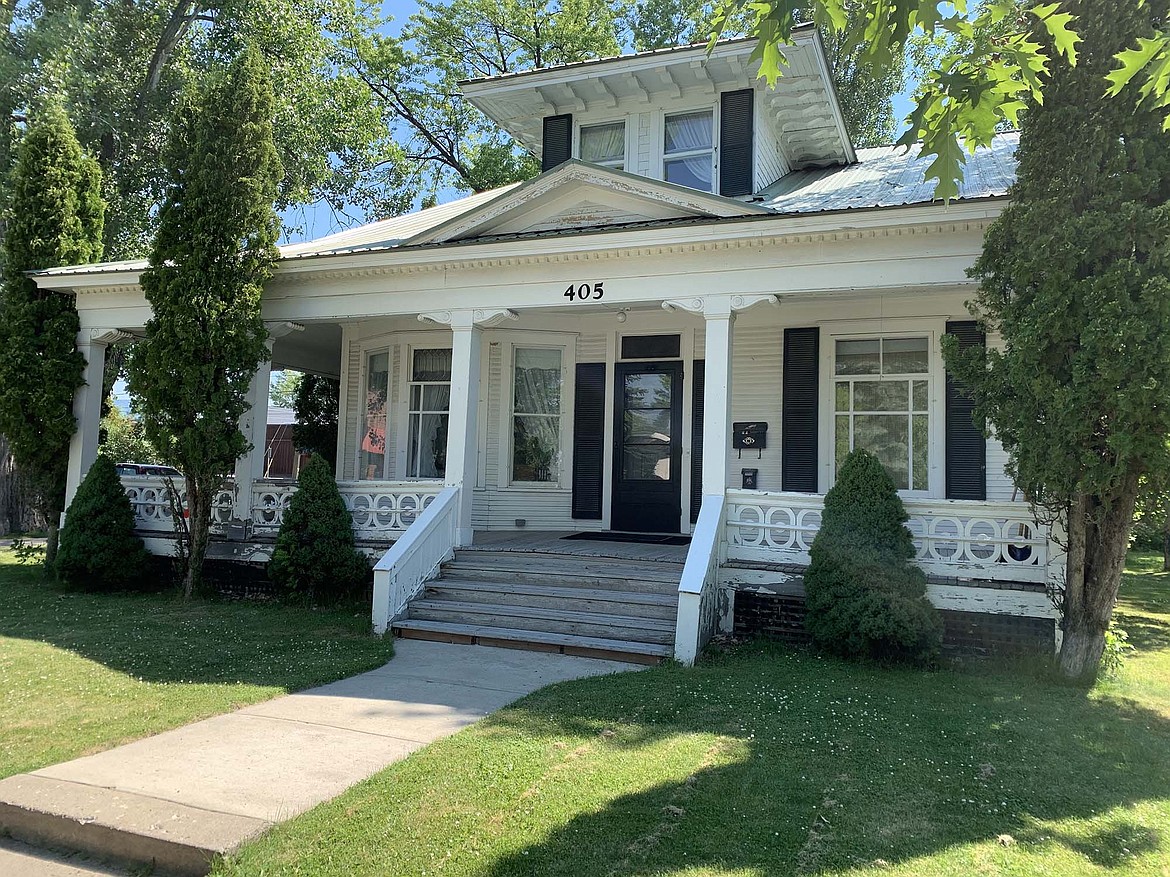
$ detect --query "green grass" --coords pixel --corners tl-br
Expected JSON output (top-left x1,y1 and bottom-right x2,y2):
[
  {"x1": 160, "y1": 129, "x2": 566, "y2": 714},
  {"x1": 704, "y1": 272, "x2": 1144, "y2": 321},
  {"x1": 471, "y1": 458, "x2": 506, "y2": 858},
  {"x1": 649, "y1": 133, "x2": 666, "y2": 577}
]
[
  {"x1": 216, "y1": 552, "x2": 1170, "y2": 877},
  {"x1": 0, "y1": 549, "x2": 394, "y2": 779}
]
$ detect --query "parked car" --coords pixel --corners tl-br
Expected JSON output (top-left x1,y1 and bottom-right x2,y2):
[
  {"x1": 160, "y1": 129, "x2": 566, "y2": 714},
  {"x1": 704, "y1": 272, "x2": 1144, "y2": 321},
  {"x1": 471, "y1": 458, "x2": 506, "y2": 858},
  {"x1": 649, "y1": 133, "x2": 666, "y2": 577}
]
[{"x1": 116, "y1": 463, "x2": 183, "y2": 479}]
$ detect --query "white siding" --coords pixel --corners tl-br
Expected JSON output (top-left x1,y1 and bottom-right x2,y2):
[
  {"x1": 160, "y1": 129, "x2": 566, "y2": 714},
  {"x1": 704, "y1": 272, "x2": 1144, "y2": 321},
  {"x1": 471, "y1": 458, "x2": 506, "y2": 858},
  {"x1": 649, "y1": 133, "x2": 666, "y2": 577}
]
[
  {"x1": 386, "y1": 344, "x2": 401, "y2": 480},
  {"x1": 754, "y1": 90, "x2": 788, "y2": 190},
  {"x1": 577, "y1": 333, "x2": 607, "y2": 362},
  {"x1": 984, "y1": 333, "x2": 1016, "y2": 501},
  {"x1": 340, "y1": 336, "x2": 362, "y2": 480},
  {"x1": 727, "y1": 325, "x2": 783, "y2": 491},
  {"x1": 634, "y1": 112, "x2": 652, "y2": 177}
]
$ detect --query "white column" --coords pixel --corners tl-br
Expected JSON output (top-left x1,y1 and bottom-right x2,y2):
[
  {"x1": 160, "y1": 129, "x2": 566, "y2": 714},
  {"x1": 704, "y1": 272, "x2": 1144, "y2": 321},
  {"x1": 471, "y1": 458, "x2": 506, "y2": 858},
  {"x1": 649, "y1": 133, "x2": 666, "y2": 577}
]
[
  {"x1": 445, "y1": 315, "x2": 482, "y2": 547},
  {"x1": 702, "y1": 303, "x2": 735, "y2": 496},
  {"x1": 232, "y1": 355, "x2": 273, "y2": 520},
  {"x1": 63, "y1": 333, "x2": 110, "y2": 516}
]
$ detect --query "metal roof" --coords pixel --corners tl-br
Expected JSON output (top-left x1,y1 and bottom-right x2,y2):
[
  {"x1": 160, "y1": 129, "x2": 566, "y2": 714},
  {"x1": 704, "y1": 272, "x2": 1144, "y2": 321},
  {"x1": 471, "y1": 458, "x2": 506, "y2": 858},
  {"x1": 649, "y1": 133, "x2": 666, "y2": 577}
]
[{"x1": 760, "y1": 132, "x2": 1018, "y2": 213}]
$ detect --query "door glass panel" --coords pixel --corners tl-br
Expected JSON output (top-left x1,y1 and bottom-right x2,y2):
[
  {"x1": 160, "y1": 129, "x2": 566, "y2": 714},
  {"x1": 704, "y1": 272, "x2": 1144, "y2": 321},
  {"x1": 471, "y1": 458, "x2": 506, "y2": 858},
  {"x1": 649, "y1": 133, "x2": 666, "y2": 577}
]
[
  {"x1": 624, "y1": 409, "x2": 672, "y2": 443},
  {"x1": 621, "y1": 370, "x2": 673, "y2": 482},
  {"x1": 623, "y1": 445, "x2": 671, "y2": 481},
  {"x1": 624, "y1": 373, "x2": 672, "y2": 409}
]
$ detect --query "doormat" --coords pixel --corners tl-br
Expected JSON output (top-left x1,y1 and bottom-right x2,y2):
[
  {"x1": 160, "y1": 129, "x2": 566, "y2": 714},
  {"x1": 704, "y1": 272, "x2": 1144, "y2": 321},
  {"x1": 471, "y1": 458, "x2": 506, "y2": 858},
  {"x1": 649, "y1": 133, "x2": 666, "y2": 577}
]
[{"x1": 562, "y1": 532, "x2": 692, "y2": 546}]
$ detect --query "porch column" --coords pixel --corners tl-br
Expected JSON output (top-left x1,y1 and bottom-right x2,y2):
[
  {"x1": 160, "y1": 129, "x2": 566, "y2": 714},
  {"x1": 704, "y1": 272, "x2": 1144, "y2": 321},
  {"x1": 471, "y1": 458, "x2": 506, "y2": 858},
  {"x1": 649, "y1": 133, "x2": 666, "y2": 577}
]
[
  {"x1": 445, "y1": 315, "x2": 482, "y2": 547},
  {"x1": 231, "y1": 349, "x2": 274, "y2": 521},
  {"x1": 64, "y1": 330, "x2": 127, "y2": 515},
  {"x1": 701, "y1": 301, "x2": 735, "y2": 496}
]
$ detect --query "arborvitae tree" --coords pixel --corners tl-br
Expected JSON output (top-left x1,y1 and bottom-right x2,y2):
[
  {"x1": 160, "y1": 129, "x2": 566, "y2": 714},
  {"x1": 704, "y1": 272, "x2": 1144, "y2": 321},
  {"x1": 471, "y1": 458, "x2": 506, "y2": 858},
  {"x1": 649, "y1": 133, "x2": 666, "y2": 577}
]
[
  {"x1": 292, "y1": 374, "x2": 340, "y2": 469},
  {"x1": 945, "y1": 0, "x2": 1170, "y2": 682},
  {"x1": 269, "y1": 454, "x2": 369, "y2": 604},
  {"x1": 127, "y1": 45, "x2": 283, "y2": 598},
  {"x1": 56, "y1": 455, "x2": 148, "y2": 589},
  {"x1": 804, "y1": 450, "x2": 942, "y2": 666},
  {"x1": 0, "y1": 104, "x2": 104, "y2": 565}
]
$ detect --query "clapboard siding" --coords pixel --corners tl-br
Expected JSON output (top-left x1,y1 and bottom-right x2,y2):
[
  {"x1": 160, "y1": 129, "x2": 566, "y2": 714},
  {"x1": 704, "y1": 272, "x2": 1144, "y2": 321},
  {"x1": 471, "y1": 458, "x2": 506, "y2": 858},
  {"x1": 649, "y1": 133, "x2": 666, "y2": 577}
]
[
  {"x1": 635, "y1": 112, "x2": 652, "y2": 177},
  {"x1": 576, "y1": 334, "x2": 608, "y2": 362},
  {"x1": 341, "y1": 337, "x2": 362, "y2": 480},
  {"x1": 386, "y1": 344, "x2": 401, "y2": 480},
  {"x1": 471, "y1": 488, "x2": 599, "y2": 531},
  {"x1": 754, "y1": 91, "x2": 788, "y2": 190},
  {"x1": 727, "y1": 325, "x2": 783, "y2": 491}
]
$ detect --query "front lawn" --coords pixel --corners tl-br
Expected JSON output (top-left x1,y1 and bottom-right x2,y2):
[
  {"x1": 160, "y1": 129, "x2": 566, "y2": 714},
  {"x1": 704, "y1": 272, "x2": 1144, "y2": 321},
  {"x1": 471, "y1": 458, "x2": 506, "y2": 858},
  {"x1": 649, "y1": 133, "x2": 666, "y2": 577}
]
[
  {"x1": 217, "y1": 552, "x2": 1170, "y2": 877},
  {"x1": 0, "y1": 549, "x2": 394, "y2": 779}
]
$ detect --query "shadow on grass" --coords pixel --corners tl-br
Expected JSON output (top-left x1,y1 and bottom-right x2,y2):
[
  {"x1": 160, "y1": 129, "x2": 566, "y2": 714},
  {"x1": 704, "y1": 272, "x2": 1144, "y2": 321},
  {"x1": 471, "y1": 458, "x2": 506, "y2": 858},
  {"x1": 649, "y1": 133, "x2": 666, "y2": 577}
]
[{"x1": 473, "y1": 643, "x2": 1170, "y2": 876}]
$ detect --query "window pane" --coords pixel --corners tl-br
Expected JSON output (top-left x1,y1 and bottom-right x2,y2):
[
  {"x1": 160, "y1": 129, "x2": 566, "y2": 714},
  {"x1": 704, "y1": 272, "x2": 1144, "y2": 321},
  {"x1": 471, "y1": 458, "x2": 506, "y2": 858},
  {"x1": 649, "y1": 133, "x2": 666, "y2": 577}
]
[
  {"x1": 913, "y1": 380, "x2": 929, "y2": 411},
  {"x1": 581, "y1": 122, "x2": 624, "y2": 165},
  {"x1": 361, "y1": 352, "x2": 389, "y2": 480},
  {"x1": 835, "y1": 415, "x2": 850, "y2": 473},
  {"x1": 912, "y1": 414, "x2": 929, "y2": 491},
  {"x1": 623, "y1": 445, "x2": 671, "y2": 481},
  {"x1": 624, "y1": 373, "x2": 672, "y2": 410},
  {"x1": 836, "y1": 339, "x2": 880, "y2": 375},
  {"x1": 412, "y1": 348, "x2": 452, "y2": 381},
  {"x1": 422, "y1": 384, "x2": 451, "y2": 412},
  {"x1": 409, "y1": 413, "x2": 447, "y2": 478},
  {"x1": 853, "y1": 381, "x2": 909, "y2": 412},
  {"x1": 664, "y1": 157, "x2": 712, "y2": 191},
  {"x1": 835, "y1": 382, "x2": 850, "y2": 412},
  {"x1": 665, "y1": 111, "x2": 712, "y2": 153},
  {"x1": 882, "y1": 337, "x2": 929, "y2": 374},
  {"x1": 625, "y1": 409, "x2": 672, "y2": 444},
  {"x1": 853, "y1": 414, "x2": 910, "y2": 490},
  {"x1": 514, "y1": 349, "x2": 562, "y2": 415},
  {"x1": 513, "y1": 415, "x2": 560, "y2": 482}
]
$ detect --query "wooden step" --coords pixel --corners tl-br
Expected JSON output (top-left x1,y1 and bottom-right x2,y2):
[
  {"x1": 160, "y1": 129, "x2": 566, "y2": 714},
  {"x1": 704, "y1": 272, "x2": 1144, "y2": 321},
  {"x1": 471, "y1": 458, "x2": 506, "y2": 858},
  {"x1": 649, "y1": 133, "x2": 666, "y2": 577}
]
[
  {"x1": 406, "y1": 599, "x2": 676, "y2": 644},
  {"x1": 444, "y1": 551, "x2": 682, "y2": 593},
  {"x1": 425, "y1": 578, "x2": 678, "y2": 620},
  {"x1": 391, "y1": 619, "x2": 670, "y2": 664}
]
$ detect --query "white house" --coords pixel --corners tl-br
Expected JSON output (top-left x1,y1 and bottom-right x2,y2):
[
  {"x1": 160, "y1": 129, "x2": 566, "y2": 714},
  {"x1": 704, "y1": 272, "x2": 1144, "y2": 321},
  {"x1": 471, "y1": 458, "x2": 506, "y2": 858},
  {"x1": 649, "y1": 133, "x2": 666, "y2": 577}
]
[{"x1": 34, "y1": 30, "x2": 1062, "y2": 664}]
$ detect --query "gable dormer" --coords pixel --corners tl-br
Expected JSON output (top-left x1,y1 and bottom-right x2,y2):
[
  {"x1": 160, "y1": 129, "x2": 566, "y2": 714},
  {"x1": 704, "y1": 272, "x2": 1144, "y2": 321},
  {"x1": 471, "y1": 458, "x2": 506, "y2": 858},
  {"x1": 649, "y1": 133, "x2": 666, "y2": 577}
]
[{"x1": 460, "y1": 29, "x2": 856, "y2": 198}]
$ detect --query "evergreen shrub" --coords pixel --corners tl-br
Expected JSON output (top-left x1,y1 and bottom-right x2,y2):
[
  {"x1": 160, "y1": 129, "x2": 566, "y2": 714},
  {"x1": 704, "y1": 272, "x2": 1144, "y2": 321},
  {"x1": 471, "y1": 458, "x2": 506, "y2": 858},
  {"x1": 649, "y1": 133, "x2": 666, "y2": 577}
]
[
  {"x1": 56, "y1": 455, "x2": 148, "y2": 589},
  {"x1": 804, "y1": 449, "x2": 942, "y2": 665},
  {"x1": 269, "y1": 454, "x2": 369, "y2": 604}
]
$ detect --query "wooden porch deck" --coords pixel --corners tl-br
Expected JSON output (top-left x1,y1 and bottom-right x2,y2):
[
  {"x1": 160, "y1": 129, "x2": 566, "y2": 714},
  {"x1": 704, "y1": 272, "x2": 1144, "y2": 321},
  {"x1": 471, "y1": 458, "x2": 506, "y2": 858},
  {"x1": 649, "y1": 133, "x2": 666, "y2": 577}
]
[{"x1": 466, "y1": 530, "x2": 690, "y2": 564}]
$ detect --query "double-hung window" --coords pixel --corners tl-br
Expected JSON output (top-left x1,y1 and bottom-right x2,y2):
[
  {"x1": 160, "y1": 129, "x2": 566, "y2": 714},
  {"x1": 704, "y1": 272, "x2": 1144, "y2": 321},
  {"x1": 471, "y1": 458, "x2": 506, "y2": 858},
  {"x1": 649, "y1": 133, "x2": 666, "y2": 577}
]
[
  {"x1": 512, "y1": 348, "x2": 563, "y2": 483},
  {"x1": 360, "y1": 351, "x2": 390, "y2": 480},
  {"x1": 580, "y1": 122, "x2": 625, "y2": 169},
  {"x1": 407, "y1": 348, "x2": 452, "y2": 479},
  {"x1": 834, "y1": 337, "x2": 930, "y2": 491},
  {"x1": 663, "y1": 110, "x2": 714, "y2": 192}
]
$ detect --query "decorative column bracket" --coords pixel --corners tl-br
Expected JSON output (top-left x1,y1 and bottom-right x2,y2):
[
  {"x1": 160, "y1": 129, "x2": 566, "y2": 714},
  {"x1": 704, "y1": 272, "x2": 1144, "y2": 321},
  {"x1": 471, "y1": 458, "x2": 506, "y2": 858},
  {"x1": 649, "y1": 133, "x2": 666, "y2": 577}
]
[
  {"x1": 90, "y1": 328, "x2": 134, "y2": 345},
  {"x1": 418, "y1": 309, "x2": 518, "y2": 328},
  {"x1": 662, "y1": 294, "x2": 778, "y2": 317}
]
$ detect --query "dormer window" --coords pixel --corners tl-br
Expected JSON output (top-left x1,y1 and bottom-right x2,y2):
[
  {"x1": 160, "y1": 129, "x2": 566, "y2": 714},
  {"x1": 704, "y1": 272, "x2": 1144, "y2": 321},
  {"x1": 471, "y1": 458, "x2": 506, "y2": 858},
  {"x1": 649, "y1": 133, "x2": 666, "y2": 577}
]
[
  {"x1": 580, "y1": 122, "x2": 625, "y2": 170},
  {"x1": 664, "y1": 110, "x2": 715, "y2": 192}
]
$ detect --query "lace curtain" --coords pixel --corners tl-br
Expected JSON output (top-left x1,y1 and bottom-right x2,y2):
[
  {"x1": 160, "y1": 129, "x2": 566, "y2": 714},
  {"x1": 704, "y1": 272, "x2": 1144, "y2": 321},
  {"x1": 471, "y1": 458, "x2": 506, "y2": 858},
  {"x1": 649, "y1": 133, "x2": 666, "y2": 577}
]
[
  {"x1": 412, "y1": 348, "x2": 452, "y2": 382},
  {"x1": 513, "y1": 349, "x2": 562, "y2": 482},
  {"x1": 581, "y1": 123, "x2": 624, "y2": 165}
]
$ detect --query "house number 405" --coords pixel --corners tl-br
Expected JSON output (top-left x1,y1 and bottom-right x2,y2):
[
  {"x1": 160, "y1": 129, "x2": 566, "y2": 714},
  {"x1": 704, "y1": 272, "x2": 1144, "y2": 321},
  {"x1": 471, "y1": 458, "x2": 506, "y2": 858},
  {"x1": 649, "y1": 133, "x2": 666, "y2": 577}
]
[{"x1": 563, "y1": 282, "x2": 604, "y2": 302}]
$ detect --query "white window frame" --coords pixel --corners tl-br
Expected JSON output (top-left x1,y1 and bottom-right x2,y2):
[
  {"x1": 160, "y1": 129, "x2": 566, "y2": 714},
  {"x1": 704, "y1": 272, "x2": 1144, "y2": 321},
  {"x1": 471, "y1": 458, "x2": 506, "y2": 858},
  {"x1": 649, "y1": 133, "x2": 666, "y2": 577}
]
[
  {"x1": 817, "y1": 321, "x2": 946, "y2": 498},
  {"x1": 495, "y1": 333, "x2": 577, "y2": 491},
  {"x1": 357, "y1": 346, "x2": 393, "y2": 480},
  {"x1": 575, "y1": 118, "x2": 629, "y2": 171},
  {"x1": 659, "y1": 105, "x2": 718, "y2": 193},
  {"x1": 401, "y1": 342, "x2": 454, "y2": 481}
]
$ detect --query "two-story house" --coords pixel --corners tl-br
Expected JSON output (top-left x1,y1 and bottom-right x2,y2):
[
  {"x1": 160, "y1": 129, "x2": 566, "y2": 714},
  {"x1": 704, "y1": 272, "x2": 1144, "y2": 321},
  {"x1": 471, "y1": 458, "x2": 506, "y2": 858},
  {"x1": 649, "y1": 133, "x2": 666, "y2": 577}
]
[{"x1": 35, "y1": 28, "x2": 1061, "y2": 664}]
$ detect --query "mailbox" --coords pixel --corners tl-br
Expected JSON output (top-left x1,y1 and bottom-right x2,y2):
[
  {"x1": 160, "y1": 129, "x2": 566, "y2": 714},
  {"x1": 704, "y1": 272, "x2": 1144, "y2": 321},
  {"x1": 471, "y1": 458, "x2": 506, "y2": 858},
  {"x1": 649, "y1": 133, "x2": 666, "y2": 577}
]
[
  {"x1": 733, "y1": 421, "x2": 768, "y2": 458},
  {"x1": 741, "y1": 468, "x2": 759, "y2": 490}
]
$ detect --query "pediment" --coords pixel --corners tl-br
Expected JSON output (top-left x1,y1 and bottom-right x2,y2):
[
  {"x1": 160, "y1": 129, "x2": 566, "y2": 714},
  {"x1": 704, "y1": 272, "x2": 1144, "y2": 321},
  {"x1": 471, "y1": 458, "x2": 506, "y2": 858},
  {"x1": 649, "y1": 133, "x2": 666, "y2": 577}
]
[{"x1": 405, "y1": 161, "x2": 768, "y2": 246}]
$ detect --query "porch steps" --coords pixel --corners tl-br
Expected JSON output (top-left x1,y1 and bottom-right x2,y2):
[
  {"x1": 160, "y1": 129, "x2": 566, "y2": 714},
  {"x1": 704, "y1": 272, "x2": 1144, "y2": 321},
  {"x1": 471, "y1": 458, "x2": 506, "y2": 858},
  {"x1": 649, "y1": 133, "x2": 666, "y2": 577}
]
[{"x1": 392, "y1": 548, "x2": 684, "y2": 664}]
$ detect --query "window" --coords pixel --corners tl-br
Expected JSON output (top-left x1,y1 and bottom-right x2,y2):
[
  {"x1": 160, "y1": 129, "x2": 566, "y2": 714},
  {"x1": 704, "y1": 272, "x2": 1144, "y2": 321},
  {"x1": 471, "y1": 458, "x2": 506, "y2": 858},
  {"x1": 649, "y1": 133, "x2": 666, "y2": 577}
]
[
  {"x1": 580, "y1": 122, "x2": 625, "y2": 169},
  {"x1": 407, "y1": 348, "x2": 452, "y2": 479},
  {"x1": 360, "y1": 352, "x2": 389, "y2": 479},
  {"x1": 664, "y1": 110, "x2": 714, "y2": 192},
  {"x1": 834, "y1": 337, "x2": 930, "y2": 491},
  {"x1": 512, "y1": 348, "x2": 563, "y2": 483}
]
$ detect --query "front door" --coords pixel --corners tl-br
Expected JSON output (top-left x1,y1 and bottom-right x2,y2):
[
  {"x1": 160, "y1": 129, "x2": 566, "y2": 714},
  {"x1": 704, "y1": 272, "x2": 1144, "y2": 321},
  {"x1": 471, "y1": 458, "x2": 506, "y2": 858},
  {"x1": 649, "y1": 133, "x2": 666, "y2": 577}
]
[{"x1": 612, "y1": 361, "x2": 683, "y2": 533}]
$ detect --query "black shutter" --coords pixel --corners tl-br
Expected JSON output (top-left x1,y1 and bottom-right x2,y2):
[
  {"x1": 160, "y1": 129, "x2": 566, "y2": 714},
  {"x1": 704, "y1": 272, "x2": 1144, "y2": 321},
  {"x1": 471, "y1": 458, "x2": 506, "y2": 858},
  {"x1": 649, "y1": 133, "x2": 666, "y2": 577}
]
[
  {"x1": 719, "y1": 89, "x2": 754, "y2": 197},
  {"x1": 781, "y1": 328, "x2": 819, "y2": 492},
  {"x1": 542, "y1": 114, "x2": 573, "y2": 171},
  {"x1": 945, "y1": 321, "x2": 987, "y2": 500},
  {"x1": 691, "y1": 360, "x2": 705, "y2": 523},
  {"x1": 572, "y1": 362, "x2": 605, "y2": 519}
]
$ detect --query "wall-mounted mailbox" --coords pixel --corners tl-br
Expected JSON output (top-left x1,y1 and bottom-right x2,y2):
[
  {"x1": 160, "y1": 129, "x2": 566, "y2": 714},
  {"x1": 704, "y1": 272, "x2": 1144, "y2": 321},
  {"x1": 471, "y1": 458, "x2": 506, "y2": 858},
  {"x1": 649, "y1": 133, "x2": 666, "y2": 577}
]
[
  {"x1": 733, "y1": 421, "x2": 768, "y2": 458},
  {"x1": 741, "y1": 468, "x2": 759, "y2": 490}
]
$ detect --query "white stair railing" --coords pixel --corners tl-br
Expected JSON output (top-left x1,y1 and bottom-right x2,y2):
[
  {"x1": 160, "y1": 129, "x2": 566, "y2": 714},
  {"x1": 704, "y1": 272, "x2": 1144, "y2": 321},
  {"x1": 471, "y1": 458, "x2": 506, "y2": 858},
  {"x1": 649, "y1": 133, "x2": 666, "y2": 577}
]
[
  {"x1": 675, "y1": 493, "x2": 727, "y2": 665},
  {"x1": 371, "y1": 486, "x2": 460, "y2": 635}
]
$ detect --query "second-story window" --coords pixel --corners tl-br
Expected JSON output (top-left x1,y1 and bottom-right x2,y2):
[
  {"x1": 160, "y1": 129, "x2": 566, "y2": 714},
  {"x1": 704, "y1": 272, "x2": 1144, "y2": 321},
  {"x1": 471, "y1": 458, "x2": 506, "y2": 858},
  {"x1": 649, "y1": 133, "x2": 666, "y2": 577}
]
[
  {"x1": 664, "y1": 110, "x2": 714, "y2": 192},
  {"x1": 580, "y1": 122, "x2": 625, "y2": 169}
]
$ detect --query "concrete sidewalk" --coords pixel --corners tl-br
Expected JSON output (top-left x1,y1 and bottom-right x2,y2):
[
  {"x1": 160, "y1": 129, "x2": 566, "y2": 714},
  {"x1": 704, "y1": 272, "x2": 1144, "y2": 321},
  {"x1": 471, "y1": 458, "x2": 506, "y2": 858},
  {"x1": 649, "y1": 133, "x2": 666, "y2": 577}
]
[{"x1": 0, "y1": 639, "x2": 637, "y2": 875}]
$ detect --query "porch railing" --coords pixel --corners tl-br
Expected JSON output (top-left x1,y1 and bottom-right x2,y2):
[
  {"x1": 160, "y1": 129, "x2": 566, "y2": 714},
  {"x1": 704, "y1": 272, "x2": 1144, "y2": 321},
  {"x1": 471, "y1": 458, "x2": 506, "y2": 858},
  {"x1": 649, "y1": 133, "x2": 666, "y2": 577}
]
[
  {"x1": 371, "y1": 485, "x2": 460, "y2": 634},
  {"x1": 674, "y1": 493, "x2": 727, "y2": 665},
  {"x1": 724, "y1": 489, "x2": 1050, "y2": 583},
  {"x1": 122, "y1": 476, "x2": 234, "y2": 533},
  {"x1": 250, "y1": 479, "x2": 444, "y2": 538}
]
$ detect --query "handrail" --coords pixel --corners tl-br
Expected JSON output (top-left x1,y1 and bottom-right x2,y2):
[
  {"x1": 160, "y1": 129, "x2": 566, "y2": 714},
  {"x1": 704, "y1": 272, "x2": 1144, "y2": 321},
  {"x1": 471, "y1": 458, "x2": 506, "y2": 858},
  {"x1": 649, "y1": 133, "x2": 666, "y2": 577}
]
[
  {"x1": 674, "y1": 492, "x2": 727, "y2": 665},
  {"x1": 371, "y1": 485, "x2": 460, "y2": 635}
]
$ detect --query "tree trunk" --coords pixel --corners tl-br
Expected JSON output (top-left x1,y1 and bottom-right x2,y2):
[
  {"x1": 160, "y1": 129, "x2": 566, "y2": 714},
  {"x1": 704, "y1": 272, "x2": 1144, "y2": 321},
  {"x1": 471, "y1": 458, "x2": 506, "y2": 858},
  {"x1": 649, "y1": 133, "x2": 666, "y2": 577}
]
[
  {"x1": 44, "y1": 516, "x2": 59, "y2": 567},
  {"x1": 1058, "y1": 477, "x2": 1140, "y2": 682},
  {"x1": 182, "y1": 475, "x2": 212, "y2": 599},
  {"x1": 1162, "y1": 524, "x2": 1170, "y2": 572}
]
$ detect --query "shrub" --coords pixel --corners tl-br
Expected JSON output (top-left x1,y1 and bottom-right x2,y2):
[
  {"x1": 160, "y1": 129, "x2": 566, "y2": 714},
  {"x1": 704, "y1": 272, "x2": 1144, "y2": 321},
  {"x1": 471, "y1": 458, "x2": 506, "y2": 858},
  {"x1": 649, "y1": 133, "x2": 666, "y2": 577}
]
[
  {"x1": 804, "y1": 449, "x2": 942, "y2": 666},
  {"x1": 269, "y1": 454, "x2": 369, "y2": 604},
  {"x1": 56, "y1": 455, "x2": 148, "y2": 589}
]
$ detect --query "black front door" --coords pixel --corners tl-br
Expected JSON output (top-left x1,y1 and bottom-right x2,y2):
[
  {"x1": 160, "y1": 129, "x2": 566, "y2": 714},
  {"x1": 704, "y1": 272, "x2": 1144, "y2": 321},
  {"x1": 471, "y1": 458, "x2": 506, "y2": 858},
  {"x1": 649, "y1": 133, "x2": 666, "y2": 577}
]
[{"x1": 612, "y1": 361, "x2": 684, "y2": 533}]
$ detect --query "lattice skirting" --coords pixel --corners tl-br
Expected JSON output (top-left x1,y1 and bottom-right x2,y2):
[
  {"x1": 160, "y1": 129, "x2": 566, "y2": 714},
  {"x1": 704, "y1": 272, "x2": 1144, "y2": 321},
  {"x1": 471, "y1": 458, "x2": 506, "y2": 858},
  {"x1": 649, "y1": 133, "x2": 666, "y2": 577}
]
[{"x1": 732, "y1": 590, "x2": 1056, "y2": 658}]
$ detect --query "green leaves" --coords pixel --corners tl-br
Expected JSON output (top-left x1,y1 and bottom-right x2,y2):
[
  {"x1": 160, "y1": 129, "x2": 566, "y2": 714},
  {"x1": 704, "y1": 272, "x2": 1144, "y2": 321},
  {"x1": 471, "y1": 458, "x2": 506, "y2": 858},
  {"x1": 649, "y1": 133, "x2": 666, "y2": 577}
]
[
  {"x1": 1032, "y1": 2, "x2": 1081, "y2": 65},
  {"x1": 1107, "y1": 32, "x2": 1170, "y2": 131}
]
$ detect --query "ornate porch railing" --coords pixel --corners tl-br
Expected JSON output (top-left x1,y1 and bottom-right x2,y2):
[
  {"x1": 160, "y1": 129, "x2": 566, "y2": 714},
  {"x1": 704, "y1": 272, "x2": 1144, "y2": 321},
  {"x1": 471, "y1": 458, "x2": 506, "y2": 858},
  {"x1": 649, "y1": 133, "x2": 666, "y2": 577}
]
[
  {"x1": 250, "y1": 480, "x2": 444, "y2": 538},
  {"x1": 724, "y1": 489, "x2": 1050, "y2": 583},
  {"x1": 122, "y1": 476, "x2": 234, "y2": 533}
]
